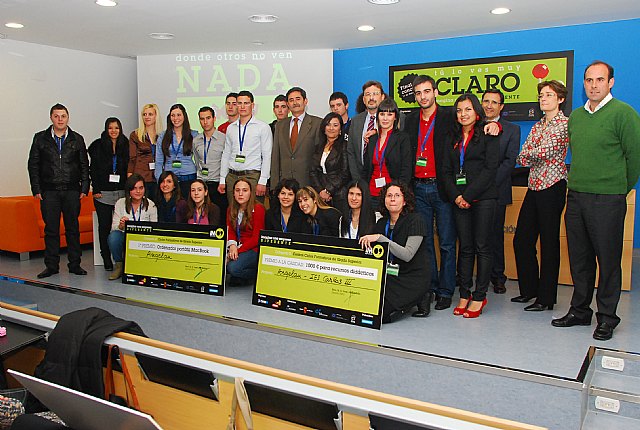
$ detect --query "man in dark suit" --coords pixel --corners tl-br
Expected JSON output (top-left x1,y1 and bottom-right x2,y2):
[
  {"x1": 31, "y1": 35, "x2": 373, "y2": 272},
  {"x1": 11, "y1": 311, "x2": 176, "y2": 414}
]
[
  {"x1": 405, "y1": 75, "x2": 458, "y2": 315},
  {"x1": 482, "y1": 89, "x2": 520, "y2": 294},
  {"x1": 347, "y1": 81, "x2": 386, "y2": 181},
  {"x1": 271, "y1": 87, "x2": 321, "y2": 187}
]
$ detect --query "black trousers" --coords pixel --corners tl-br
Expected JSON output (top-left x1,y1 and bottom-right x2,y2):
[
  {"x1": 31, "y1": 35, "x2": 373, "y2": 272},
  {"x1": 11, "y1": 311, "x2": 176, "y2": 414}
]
[
  {"x1": 454, "y1": 199, "x2": 496, "y2": 301},
  {"x1": 565, "y1": 190, "x2": 626, "y2": 326},
  {"x1": 513, "y1": 180, "x2": 566, "y2": 304},
  {"x1": 490, "y1": 203, "x2": 507, "y2": 285},
  {"x1": 40, "y1": 190, "x2": 82, "y2": 270},
  {"x1": 93, "y1": 199, "x2": 114, "y2": 264}
]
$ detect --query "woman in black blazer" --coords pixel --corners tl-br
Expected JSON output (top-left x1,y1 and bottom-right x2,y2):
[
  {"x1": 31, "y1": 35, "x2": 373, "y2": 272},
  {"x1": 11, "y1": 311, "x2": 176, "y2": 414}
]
[
  {"x1": 88, "y1": 117, "x2": 129, "y2": 271},
  {"x1": 441, "y1": 93, "x2": 499, "y2": 319},
  {"x1": 309, "y1": 113, "x2": 350, "y2": 211},
  {"x1": 363, "y1": 99, "x2": 412, "y2": 208}
]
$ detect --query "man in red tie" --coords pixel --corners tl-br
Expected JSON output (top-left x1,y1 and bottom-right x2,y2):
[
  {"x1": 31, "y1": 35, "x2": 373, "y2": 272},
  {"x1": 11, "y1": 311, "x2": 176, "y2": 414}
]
[{"x1": 271, "y1": 87, "x2": 322, "y2": 187}]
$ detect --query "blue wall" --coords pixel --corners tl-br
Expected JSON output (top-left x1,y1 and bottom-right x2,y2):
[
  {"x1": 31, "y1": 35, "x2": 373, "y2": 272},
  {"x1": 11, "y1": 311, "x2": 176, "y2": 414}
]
[{"x1": 334, "y1": 18, "x2": 640, "y2": 246}]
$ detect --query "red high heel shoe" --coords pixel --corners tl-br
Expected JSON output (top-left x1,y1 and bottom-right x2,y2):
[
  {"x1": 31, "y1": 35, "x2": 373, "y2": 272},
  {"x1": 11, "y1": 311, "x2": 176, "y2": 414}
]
[
  {"x1": 453, "y1": 298, "x2": 470, "y2": 316},
  {"x1": 463, "y1": 298, "x2": 487, "y2": 318}
]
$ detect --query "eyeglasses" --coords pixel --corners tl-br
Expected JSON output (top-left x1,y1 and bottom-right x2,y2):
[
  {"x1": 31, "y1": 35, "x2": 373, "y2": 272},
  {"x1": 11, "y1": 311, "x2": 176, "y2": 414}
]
[
  {"x1": 538, "y1": 93, "x2": 557, "y2": 99},
  {"x1": 364, "y1": 91, "x2": 381, "y2": 97},
  {"x1": 482, "y1": 100, "x2": 502, "y2": 106},
  {"x1": 386, "y1": 193, "x2": 403, "y2": 199}
]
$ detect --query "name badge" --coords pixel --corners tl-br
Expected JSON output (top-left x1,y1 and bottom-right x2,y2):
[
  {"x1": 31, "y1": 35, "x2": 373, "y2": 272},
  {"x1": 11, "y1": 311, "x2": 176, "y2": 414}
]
[
  {"x1": 235, "y1": 154, "x2": 246, "y2": 163},
  {"x1": 149, "y1": 162, "x2": 155, "y2": 170},
  {"x1": 416, "y1": 157, "x2": 427, "y2": 167},
  {"x1": 109, "y1": 174, "x2": 120, "y2": 183},
  {"x1": 201, "y1": 168, "x2": 209, "y2": 176},
  {"x1": 387, "y1": 263, "x2": 399, "y2": 277},
  {"x1": 375, "y1": 177, "x2": 386, "y2": 188},
  {"x1": 456, "y1": 172, "x2": 467, "y2": 185},
  {"x1": 172, "y1": 160, "x2": 182, "y2": 168}
]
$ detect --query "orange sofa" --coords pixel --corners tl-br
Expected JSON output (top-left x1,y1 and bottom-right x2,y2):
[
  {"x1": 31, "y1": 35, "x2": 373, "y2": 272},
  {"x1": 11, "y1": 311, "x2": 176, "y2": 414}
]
[{"x1": 0, "y1": 194, "x2": 95, "y2": 260}]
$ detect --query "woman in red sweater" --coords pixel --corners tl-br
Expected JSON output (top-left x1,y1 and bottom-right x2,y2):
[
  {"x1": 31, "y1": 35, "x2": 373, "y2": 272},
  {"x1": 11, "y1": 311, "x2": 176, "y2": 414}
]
[{"x1": 226, "y1": 177, "x2": 265, "y2": 285}]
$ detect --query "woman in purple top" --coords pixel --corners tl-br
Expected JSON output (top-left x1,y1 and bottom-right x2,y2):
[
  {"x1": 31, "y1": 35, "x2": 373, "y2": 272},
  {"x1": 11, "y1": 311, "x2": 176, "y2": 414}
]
[{"x1": 177, "y1": 179, "x2": 221, "y2": 225}]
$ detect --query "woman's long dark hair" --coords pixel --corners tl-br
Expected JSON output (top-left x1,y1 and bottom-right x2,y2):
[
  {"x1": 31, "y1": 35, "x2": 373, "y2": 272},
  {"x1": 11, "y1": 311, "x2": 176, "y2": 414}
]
[
  {"x1": 453, "y1": 93, "x2": 486, "y2": 145},
  {"x1": 124, "y1": 173, "x2": 149, "y2": 213},
  {"x1": 156, "y1": 171, "x2": 182, "y2": 202},
  {"x1": 316, "y1": 112, "x2": 346, "y2": 155},
  {"x1": 161, "y1": 103, "x2": 193, "y2": 158},
  {"x1": 340, "y1": 180, "x2": 376, "y2": 237}
]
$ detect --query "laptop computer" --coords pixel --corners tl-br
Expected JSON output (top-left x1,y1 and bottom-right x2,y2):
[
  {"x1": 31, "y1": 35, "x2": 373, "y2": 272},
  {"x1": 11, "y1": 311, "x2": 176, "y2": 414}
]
[{"x1": 8, "y1": 369, "x2": 163, "y2": 430}]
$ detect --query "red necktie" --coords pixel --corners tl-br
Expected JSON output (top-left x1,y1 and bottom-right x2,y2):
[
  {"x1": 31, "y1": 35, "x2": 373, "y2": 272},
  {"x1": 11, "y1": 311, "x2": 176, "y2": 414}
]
[
  {"x1": 290, "y1": 117, "x2": 299, "y2": 150},
  {"x1": 364, "y1": 115, "x2": 375, "y2": 155}
]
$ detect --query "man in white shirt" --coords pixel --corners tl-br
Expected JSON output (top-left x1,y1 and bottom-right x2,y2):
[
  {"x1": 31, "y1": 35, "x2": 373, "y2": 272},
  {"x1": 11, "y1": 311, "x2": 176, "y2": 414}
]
[{"x1": 218, "y1": 90, "x2": 272, "y2": 203}]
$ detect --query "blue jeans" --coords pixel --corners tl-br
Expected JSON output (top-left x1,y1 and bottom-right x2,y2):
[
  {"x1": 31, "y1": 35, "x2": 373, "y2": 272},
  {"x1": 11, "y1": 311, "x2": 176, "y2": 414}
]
[
  {"x1": 227, "y1": 249, "x2": 258, "y2": 283},
  {"x1": 413, "y1": 181, "x2": 457, "y2": 298},
  {"x1": 107, "y1": 230, "x2": 125, "y2": 262}
]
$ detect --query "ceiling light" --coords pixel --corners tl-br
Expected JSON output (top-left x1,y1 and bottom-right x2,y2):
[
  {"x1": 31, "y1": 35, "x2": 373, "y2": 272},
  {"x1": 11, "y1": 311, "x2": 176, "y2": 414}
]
[
  {"x1": 358, "y1": 25, "x2": 375, "y2": 32},
  {"x1": 248, "y1": 15, "x2": 278, "y2": 23},
  {"x1": 5, "y1": 22, "x2": 24, "y2": 29},
  {"x1": 368, "y1": 0, "x2": 400, "y2": 4},
  {"x1": 252, "y1": 41, "x2": 264, "y2": 46},
  {"x1": 490, "y1": 7, "x2": 511, "y2": 15},
  {"x1": 95, "y1": 0, "x2": 117, "y2": 6},
  {"x1": 148, "y1": 33, "x2": 174, "y2": 40}
]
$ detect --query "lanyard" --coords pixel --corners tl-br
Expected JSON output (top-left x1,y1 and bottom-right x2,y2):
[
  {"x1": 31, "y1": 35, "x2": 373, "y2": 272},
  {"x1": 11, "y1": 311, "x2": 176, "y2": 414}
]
[
  {"x1": 458, "y1": 129, "x2": 474, "y2": 170},
  {"x1": 193, "y1": 207, "x2": 204, "y2": 225},
  {"x1": 385, "y1": 218, "x2": 395, "y2": 263},
  {"x1": 280, "y1": 211, "x2": 287, "y2": 233},
  {"x1": 312, "y1": 220, "x2": 320, "y2": 236},
  {"x1": 112, "y1": 154, "x2": 117, "y2": 174},
  {"x1": 147, "y1": 133, "x2": 156, "y2": 157},
  {"x1": 203, "y1": 135, "x2": 212, "y2": 164},
  {"x1": 347, "y1": 211, "x2": 358, "y2": 239},
  {"x1": 375, "y1": 131, "x2": 392, "y2": 177},
  {"x1": 238, "y1": 117, "x2": 251, "y2": 153},
  {"x1": 236, "y1": 212, "x2": 243, "y2": 244},
  {"x1": 171, "y1": 134, "x2": 183, "y2": 158},
  {"x1": 55, "y1": 135, "x2": 65, "y2": 154},
  {"x1": 130, "y1": 204, "x2": 142, "y2": 222},
  {"x1": 419, "y1": 114, "x2": 436, "y2": 153}
]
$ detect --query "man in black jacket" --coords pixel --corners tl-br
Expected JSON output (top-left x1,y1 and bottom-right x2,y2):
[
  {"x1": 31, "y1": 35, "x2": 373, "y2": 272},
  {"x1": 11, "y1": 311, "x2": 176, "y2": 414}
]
[{"x1": 28, "y1": 103, "x2": 90, "y2": 278}]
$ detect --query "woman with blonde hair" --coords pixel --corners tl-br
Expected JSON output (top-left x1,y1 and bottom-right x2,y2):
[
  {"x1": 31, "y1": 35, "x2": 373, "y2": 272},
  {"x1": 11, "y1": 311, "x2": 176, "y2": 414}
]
[
  {"x1": 226, "y1": 177, "x2": 265, "y2": 285},
  {"x1": 128, "y1": 103, "x2": 163, "y2": 201},
  {"x1": 297, "y1": 186, "x2": 341, "y2": 237}
]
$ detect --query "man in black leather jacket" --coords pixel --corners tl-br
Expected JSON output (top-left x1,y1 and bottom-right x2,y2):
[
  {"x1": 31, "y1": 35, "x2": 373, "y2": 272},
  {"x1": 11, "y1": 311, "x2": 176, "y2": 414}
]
[{"x1": 27, "y1": 103, "x2": 90, "y2": 278}]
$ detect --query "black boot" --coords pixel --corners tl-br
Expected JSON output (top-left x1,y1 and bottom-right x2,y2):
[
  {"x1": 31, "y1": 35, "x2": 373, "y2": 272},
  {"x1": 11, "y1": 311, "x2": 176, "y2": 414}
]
[{"x1": 412, "y1": 291, "x2": 434, "y2": 317}]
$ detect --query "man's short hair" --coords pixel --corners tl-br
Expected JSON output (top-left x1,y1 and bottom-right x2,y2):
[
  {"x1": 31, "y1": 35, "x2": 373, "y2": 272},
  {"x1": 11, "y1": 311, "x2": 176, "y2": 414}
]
[
  {"x1": 50, "y1": 103, "x2": 68, "y2": 116},
  {"x1": 286, "y1": 86, "x2": 307, "y2": 100},
  {"x1": 584, "y1": 60, "x2": 614, "y2": 80},
  {"x1": 329, "y1": 91, "x2": 348, "y2": 105},
  {"x1": 198, "y1": 106, "x2": 215, "y2": 117},
  {"x1": 483, "y1": 88, "x2": 504, "y2": 104},
  {"x1": 361, "y1": 80, "x2": 383, "y2": 93},
  {"x1": 225, "y1": 92, "x2": 239, "y2": 102},
  {"x1": 412, "y1": 75, "x2": 436, "y2": 91},
  {"x1": 237, "y1": 90, "x2": 254, "y2": 103},
  {"x1": 273, "y1": 94, "x2": 287, "y2": 107}
]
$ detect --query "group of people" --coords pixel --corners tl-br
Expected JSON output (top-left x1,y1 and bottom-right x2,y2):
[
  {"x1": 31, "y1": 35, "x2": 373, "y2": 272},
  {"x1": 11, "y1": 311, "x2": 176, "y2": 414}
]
[{"x1": 28, "y1": 60, "x2": 640, "y2": 334}]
